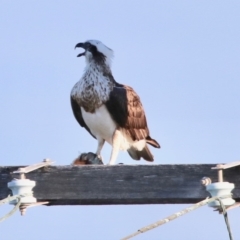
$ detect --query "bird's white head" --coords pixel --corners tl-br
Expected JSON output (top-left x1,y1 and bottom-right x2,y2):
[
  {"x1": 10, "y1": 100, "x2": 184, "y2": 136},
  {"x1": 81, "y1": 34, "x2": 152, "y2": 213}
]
[{"x1": 75, "y1": 40, "x2": 114, "y2": 67}]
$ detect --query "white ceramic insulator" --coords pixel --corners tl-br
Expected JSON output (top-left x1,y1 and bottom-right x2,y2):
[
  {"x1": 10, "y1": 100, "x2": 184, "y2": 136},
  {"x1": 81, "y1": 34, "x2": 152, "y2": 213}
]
[
  {"x1": 7, "y1": 179, "x2": 37, "y2": 205},
  {"x1": 206, "y1": 182, "x2": 235, "y2": 208}
]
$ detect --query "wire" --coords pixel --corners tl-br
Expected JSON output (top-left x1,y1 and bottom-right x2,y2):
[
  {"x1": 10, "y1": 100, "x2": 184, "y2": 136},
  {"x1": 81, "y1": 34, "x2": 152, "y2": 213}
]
[
  {"x1": 218, "y1": 197, "x2": 233, "y2": 240},
  {"x1": 121, "y1": 195, "x2": 233, "y2": 240},
  {"x1": 0, "y1": 193, "x2": 30, "y2": 223}
]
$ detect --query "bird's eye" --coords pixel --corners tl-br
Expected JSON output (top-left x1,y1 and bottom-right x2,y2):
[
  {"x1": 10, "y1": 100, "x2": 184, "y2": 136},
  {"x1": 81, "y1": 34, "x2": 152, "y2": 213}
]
[{"x1": 85, "y1": 42, "x2": 91, "y2": 48}]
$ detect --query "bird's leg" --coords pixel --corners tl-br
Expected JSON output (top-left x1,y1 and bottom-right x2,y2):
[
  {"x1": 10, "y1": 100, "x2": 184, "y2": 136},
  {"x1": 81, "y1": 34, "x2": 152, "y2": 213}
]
[
  {"x1": 96, "y1": 138, "x2": 105, "y2": 159},
  {"x1": 109, "y1": 129, "x2": 121, "y2": 165}
]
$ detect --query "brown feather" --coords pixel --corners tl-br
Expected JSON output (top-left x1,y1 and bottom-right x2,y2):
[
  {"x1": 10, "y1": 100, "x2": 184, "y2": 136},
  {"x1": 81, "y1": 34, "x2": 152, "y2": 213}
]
[
  {"x1": 105, "y1": 83, "x2": 160, "y2": 162},
  {"x1": 123, "y1": 85, "x2": 155, "y2": 143}
]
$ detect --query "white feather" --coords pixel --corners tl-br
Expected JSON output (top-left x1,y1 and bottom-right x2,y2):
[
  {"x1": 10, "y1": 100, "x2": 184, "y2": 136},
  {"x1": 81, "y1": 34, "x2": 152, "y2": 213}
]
[
  {"x1": 85, "y1": 40, "x2": 114, "y2": 67},
  {"x1": 81, "y1": 105, "x2": 116, "y2": 144},
  {"x1": 81, "y1": 105, "x2": 145, "y2": 151}
]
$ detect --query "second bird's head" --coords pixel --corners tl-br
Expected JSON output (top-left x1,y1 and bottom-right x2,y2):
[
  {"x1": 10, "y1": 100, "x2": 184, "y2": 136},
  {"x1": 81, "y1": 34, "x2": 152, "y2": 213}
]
[{"x1": 75, "y1": 40, "x2": 114, "y2": 67}]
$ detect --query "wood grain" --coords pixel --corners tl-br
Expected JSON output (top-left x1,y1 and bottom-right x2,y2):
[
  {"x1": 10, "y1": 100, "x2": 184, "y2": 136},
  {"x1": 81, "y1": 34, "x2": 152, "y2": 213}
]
[{"x1": 0, "y1": 165, "x2": 239, "y2": 205}]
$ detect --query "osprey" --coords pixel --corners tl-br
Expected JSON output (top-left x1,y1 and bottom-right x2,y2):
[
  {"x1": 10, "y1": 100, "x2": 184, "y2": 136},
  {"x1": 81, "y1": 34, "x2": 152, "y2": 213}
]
[{"x1": 71, "y1": 40, "x2": 160, "y2": 165}]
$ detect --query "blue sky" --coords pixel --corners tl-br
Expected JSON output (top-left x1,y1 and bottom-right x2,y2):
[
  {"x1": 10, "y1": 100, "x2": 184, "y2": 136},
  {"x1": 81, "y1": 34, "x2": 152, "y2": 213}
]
[{"x1": 0, "y1": 1, "x2": 239, "y2": 239}]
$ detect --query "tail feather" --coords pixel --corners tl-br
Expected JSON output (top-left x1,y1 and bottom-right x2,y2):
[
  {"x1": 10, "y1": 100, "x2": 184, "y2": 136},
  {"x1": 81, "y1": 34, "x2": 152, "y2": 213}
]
[
  {"x1": 146, "y1": 136, "x2": 160, "y2": 148},
  {"x1": 127, "y1": 145, "x2": 154, "y2": 162}
]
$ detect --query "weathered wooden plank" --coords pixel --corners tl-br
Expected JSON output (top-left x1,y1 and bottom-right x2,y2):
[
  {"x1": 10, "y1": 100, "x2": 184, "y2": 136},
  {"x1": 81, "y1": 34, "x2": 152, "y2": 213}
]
[{"x1": 0, "y1": 165, "x2": 240, "y2": 205}]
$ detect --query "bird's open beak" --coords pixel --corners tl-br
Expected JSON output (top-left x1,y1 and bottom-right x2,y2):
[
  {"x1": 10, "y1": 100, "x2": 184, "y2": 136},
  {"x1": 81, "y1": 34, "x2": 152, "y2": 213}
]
[{"x1": 75, "y1": 42, "x2": 86, "y2": 57}]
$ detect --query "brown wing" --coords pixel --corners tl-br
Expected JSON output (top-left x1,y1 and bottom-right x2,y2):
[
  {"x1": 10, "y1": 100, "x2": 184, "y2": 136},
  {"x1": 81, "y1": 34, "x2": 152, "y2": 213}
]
[
  {"x1": 124, "y1": 85, "x2": 149, "y2": 141},
  {"x1": 105, "y1": 84, "x2": 160, "y2": 148}
]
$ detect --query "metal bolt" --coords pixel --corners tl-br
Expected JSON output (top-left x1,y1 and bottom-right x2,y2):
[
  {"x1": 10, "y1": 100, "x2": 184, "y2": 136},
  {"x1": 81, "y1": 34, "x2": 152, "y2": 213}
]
[
  {"x1": 18, "y1": 168, "x2": 26, "y2": 179},
  {"x1": 19, "y1": 204, "x2": 29, "y2": 216},
  {"x1": 217, "y1": 164, "x2": 223, "y2": 182},
  {"x1": 201, "y1": 177, "x2": 212, "y2": 186}
]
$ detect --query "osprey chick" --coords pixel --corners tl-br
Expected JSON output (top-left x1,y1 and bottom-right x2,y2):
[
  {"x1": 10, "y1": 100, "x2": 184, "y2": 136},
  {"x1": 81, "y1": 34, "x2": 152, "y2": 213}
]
[{"x1": 71, "y1": 40, "x2": 160, "y2": 164}]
